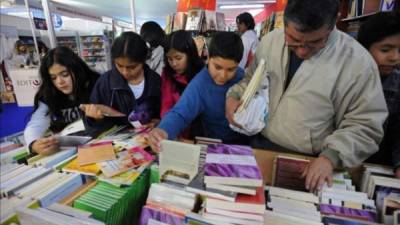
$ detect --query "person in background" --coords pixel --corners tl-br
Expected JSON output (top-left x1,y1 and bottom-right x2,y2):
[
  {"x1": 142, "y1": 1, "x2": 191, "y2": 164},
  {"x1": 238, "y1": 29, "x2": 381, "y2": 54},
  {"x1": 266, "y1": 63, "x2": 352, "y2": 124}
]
[
  {"x1": 81, "y1": 32, "x2": 161, "y2": 136},
  {"x1": 161, "y1": 30, "x2": 204, "y2": 118},
  {"x1": 37, "y1": 41, "x2": 49, "y2": 59},
  {"x1": 357, "y1": 11, "x2": 400, "y2": 178},
  {"x1": 226, "y1": 0, "x2": 388, "y2": 192},
  {"x1": 236, "y1": 12, "x2": 259, "y2": 69},
  {"x1": 24, "y1": 46, "x2": 99, "y2": 155},
  {"x1": 147, "y1": 31, "x2": 250, "y2": 152},
  {"x1": 140, "y1": 21, "x2": 166, "y2": 75}
]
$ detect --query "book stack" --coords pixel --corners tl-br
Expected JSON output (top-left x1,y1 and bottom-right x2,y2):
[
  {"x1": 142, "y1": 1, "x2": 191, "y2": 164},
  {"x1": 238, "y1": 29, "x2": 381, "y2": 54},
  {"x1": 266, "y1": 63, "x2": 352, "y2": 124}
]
[
  {"x1": 140, "y1": 183, "x2": 200, "y2": 225},
  {"x1": 0, "y1": 196, "x2": 39, "y2": 224},
  {"x1": 73, "y1": 178, "x2": 148, "y2": 225},
  {"x1": 14, "y1": 171, "x2": 83, "y2": 207},
  {"x1": 361, "y1": 165, "x2": 400, "y2": 225},
  {"x1": 0, "y1": 164, "x2": 52, "y2": 197},
  {"x1": 265, "y1": 186, "x2": 322, "y2": 225},
  {"x1": 319, "y1": 171, "x2": 381, "y2": 225},
  {"x1": 28, "y1": 147, "x2": 77, "y2": 168},
  {"x1": 200, "y1": 144, "x2": 265, "y2": 225},
  {"x1": 17, "y1": 203, "x2": 105, "y2": 225},
  {"x1": 272, "y1": 155, "x2": 310, "y2": 192},
  {"x1": 0, "y1": 132, "x2": 29, "y2": 164}
]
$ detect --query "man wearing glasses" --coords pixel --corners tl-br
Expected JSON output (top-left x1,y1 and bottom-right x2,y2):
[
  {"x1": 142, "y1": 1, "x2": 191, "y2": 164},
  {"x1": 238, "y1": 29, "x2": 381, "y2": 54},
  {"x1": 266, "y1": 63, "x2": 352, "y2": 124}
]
[{"x1": 226, "y1": 0, "x2": 388, "y2": 192}]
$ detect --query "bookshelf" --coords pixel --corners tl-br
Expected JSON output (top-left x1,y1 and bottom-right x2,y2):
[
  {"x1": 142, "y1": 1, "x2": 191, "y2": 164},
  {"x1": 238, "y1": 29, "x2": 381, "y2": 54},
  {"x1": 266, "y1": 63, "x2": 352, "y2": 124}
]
[
  {"x1": 79, "y1": 35, "x2": 111, "y2": 72},
  {"x1": 56, "y1": 36, "x2": 80, "y2": 56},
  {"x1": 337, "y1": 0, "x2": 398, "y2": 36}
]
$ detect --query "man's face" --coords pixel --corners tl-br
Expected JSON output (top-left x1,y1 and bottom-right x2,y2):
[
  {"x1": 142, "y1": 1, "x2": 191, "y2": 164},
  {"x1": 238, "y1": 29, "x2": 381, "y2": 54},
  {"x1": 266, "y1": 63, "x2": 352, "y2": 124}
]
[
  {"x1": 284, "y1": 22, "x2": 332, "y2": 60},
  {"x1": 208, "y1": 57, "x2": 238, "y2": 85}
]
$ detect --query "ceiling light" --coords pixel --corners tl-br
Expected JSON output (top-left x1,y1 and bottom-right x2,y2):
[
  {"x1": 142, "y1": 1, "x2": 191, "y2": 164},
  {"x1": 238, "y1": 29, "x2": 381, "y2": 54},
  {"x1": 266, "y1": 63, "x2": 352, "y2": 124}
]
[{"x1": 219, "y1": 4, "x2": 265, "y2": 9}]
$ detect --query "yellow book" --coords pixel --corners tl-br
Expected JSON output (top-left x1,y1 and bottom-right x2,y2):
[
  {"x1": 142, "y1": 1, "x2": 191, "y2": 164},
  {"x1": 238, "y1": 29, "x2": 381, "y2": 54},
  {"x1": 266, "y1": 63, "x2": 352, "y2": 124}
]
[{"x1": 62, "y1": 158, "x2": 100, "y2": 176}]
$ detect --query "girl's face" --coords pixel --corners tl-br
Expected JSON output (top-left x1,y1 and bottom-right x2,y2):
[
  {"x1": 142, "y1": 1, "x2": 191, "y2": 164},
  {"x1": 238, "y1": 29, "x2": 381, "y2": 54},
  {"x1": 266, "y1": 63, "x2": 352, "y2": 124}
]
[
  {"x1": 369, "y1": 33, "x2": 400, "y2": 77},
  {"x1": 49, "y1": 63, "x2": 74, "y2": 95},
  {"x1": 166, "y1": 49, "x2": 188, "y2": 75},
  {"x1": 115, "y1": 57, "x2": 144, "y2": 83}
]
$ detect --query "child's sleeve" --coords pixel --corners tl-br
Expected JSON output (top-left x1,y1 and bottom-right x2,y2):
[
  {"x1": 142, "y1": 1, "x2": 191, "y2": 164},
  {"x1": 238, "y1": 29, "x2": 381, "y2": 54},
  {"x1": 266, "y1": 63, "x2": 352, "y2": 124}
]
[
  {"x1": 24, "y1": 101, "x2": 51, "y2": 147},
  {"x1": 158, "y1": 81, "x2": 203, "y2": 140}
]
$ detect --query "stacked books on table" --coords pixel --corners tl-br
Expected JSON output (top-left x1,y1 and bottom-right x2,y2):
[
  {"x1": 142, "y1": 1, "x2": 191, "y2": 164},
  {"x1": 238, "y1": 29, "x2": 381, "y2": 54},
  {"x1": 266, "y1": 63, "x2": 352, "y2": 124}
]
[
  {"x1": 264, "y1": 186, "x2": 322, "y2": 225},
  {"x1": 140, "y1": 183, "x2": 200, "y2": 225},
  {"x1": 0, "y1": 164, "x2": 52, "y2": 197},
  {"x1": 0, "y1": 196, "x2": 39, "y2": 224},
  {"x1": 361, "y1": 164, "x2": 400, "y2": 225},
  {"x1": 28, "y1": 147, "x2": 77, "y2": 169},
  {"x1": 59, "y1": 141, "x2": 154, "y2": 187},
  {"x1": 73, "y1": 178, "x2": 148, "y2": 225},
  {"x1": 0, "y1": 132, "x2": 28, "y2": 164},
  {"x1": 17, "y1": 203, "x2": 105, "y2": 225},
  {"x1": 199, "y1": 144, "x2": 265, "y2": 225}
]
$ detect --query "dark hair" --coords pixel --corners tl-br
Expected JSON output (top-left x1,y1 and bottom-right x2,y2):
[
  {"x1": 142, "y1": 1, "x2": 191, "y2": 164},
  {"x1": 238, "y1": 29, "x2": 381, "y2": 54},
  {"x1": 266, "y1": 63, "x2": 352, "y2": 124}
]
[
  {"x1": 209, "y1": 31, "x2": 243, "y2": 63},
  {"x1": 164, "y1": 30, "x2": 204, "y2": 93},
  {"x1": 284, "y1": 0, "x2": 339, "y2": 32},
  {"x1": 140, "y1": 21, "x2": 166, "y2": 48},
  {"x1": 38, "y1": 41, "x2": 48, "y2": 54},
  {"x1": 111, "y1": 31, "x2": 148, "y2": 63},
  {"x1": 35, "y1": 46, "x2": 99, "y2": 117},
  {"x1": 236, "y1": 12, "x2": 255, "y2": 30},
  {"x1": 358, "y1": 11, "x2": 400, "y2": 50}
]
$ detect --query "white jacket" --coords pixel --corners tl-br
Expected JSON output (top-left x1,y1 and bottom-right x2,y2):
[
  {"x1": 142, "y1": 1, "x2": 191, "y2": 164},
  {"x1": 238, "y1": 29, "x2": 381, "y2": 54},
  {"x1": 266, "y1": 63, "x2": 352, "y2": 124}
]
[{"x1": 228, "y1": 28, "x2": 388, "y2": 168}]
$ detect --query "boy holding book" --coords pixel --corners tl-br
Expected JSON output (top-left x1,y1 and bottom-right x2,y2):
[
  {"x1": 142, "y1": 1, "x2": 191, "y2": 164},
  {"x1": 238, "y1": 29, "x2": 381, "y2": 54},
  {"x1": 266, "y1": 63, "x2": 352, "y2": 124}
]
[{"x1": 147, "y1": 31, "x2": 249, "y2": 151}]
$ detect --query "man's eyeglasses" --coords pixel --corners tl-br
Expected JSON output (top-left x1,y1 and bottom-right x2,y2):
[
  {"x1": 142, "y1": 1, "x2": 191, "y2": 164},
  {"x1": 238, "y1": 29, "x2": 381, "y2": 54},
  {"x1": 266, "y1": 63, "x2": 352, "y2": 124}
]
[{"x1": 284, "y1": 31, "x2": 329, "y2": 50}]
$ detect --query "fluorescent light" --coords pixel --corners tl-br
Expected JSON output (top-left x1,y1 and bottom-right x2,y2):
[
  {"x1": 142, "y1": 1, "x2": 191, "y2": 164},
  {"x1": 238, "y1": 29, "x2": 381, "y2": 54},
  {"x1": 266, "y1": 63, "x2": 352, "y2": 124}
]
[{"x1": 219, "y1": 4, "x2": 265, "y2": 9}]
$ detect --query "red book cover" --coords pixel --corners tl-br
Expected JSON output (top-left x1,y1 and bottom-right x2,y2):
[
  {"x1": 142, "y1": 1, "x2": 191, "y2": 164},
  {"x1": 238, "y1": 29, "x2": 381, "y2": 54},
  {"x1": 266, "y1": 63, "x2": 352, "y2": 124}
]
[{"x1": 235, "y1": 186, "x2": 265, "y2": 205}]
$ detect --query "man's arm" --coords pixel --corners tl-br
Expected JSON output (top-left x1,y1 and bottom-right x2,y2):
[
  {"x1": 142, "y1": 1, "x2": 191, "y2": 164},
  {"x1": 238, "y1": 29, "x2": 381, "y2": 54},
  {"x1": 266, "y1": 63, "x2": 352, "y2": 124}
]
[{"x1": 319, "y1": 67, "x2": 388, "y2": 169}]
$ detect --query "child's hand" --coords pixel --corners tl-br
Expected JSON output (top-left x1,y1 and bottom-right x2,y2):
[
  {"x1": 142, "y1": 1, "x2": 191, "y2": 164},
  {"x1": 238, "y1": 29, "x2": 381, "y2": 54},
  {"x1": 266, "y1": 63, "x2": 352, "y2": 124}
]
[
  {"x1": 145, "y1": 128, "x2": 168, "y2": 152},
  {"x1": 31, "y1": 136, "x2": 59, "y2": 155},
  {"x1": 225, "y1": 96, "x2": 243, "y2": 128},
  {"x1": 142, "y1": 119, "x2": 160, "y2": 130},
  {"x1": 80, "y1": 104, "x2": 105, "y2": 120}
]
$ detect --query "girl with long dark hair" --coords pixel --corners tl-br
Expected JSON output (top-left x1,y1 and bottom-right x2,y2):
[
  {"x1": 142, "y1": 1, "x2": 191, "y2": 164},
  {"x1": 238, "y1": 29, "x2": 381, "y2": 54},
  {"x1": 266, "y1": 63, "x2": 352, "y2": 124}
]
[
  {"x1": 161, "y1": 30, "x2": 204, "y2": 118},
  {"x1": 24, "y1": 46, "x2": 99, "y2": 155},
  {"x1": 80, "y1": 32, "x2": 161, "y2": 135}
]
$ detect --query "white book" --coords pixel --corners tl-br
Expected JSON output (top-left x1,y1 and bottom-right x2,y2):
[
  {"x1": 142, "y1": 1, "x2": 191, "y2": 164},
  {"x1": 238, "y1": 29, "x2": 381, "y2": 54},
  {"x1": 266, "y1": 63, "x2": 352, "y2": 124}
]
[
  {"x1": 47, "y1": 203, "x2": 92, "y2": 219},
  {"x1": 367, "y1": 175, "x2": 400, "y2": 198},
  {"x1": 206, "y1": 183, "x2": 256, "y2": 195},
  {"x1": 203, "y1": 213, "x2": 263, "y2": 225},
  {"x1": 268, "y1": 196, "x2": 318, "y2": 212},
  {"x1": 159, "y1": 140, "x2": 200, "y2": 184},
  {"x1": 206, "y1": 207, "x2": 264, "y2": 221},
  {"x1": 1, "y1": 167, "x2": 52, "y2": 197},
  {"x1": 320, "y1": 192, "x2": 375, "y2": 208},
  {"x1": 273, "y1": 208, "x2": 321, "y2": 222},
  {"x1": 264, "y1": 210, "x2": 323, "y2": 225},
  {"x1": 15, "y1": 171, "x2": 61, "y2": 198},
  {"x1": 267, "y1": 186, "x2": 319, "y2": 203}
]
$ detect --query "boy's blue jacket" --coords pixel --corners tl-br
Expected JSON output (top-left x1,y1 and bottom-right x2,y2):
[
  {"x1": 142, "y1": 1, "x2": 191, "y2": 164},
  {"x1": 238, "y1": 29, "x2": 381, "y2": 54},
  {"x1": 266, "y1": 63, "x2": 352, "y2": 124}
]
[{"x1": 158, "y1": 66, "x2": 249, "y2": 143}]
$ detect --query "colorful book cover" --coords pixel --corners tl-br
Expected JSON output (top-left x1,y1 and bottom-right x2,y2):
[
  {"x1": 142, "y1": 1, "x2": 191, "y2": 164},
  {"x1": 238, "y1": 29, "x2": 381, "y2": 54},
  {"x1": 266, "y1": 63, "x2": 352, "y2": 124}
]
[
  {"x1": 62, "y1": 157, "x2": 101, "y2": 176},
  {"x1": 319, "y1": 204, "x2": 377, "y2": 222},
  {"x1": 77, "y1": 142, "x2": 116, "y2": 166},
  {"x1": 98, "y1": 147, "x2": 154, "y2": 177},
  {"x1": 204, "y1": 144, "x2": 262, "y2": 187},
  {"x1": 139, "y1": 205, "x2": 184, "y2": 225}
]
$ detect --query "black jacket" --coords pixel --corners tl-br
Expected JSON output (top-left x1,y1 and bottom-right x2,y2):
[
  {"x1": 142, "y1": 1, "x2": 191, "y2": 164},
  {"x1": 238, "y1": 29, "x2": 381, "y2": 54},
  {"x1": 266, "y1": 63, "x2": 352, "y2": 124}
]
[{"x1": 85, "y1": 64, "x2": 161, "y2": 136}]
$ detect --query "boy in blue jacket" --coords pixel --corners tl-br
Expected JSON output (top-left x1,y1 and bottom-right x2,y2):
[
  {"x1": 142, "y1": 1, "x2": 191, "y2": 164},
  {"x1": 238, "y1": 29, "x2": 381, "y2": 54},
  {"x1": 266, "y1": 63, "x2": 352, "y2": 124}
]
[{"x1": 147, "y1": 31, "x2": 249, "y2": 151}]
